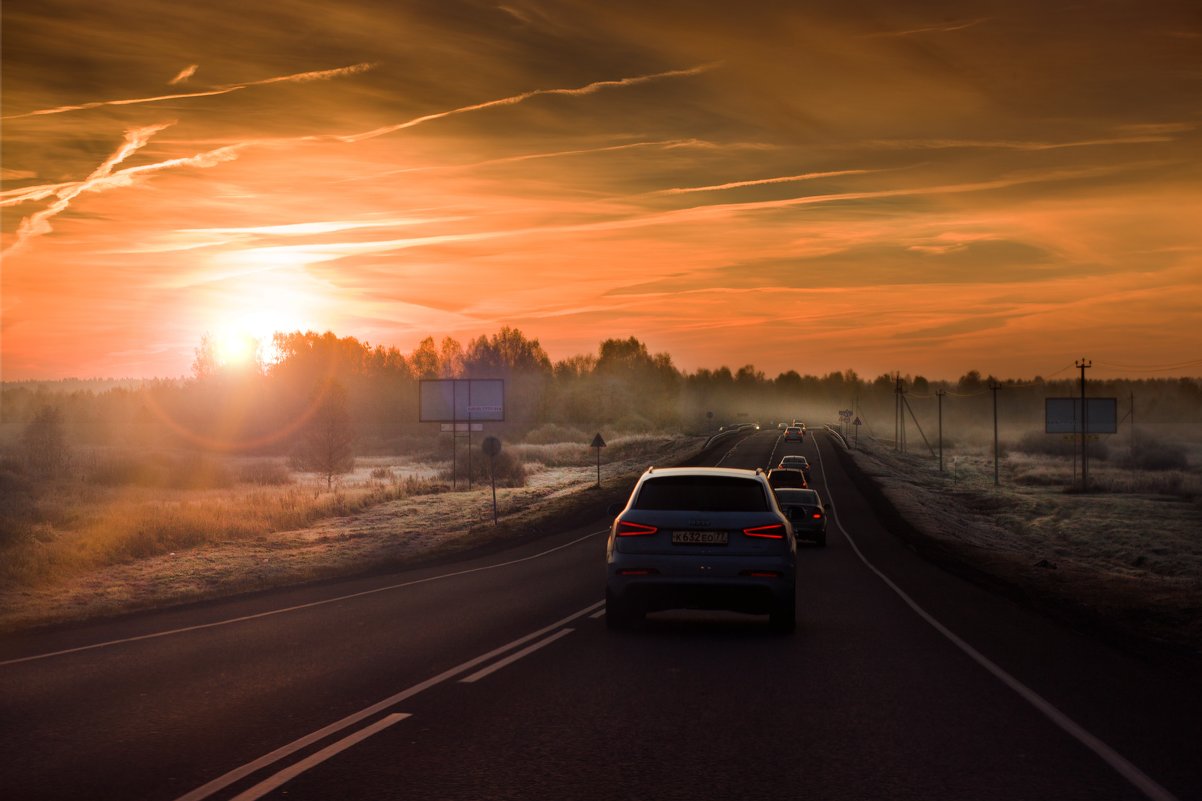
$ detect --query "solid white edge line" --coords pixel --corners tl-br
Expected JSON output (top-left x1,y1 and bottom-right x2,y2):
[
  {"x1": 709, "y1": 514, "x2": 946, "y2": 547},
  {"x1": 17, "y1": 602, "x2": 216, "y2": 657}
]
[
  {"x1": 813, "y1": 433, "x2": 1180, "y2": 801},
  {"x1": 229, "y1": 713, "x2": 410, "y2": 801},
  {"x1": 2, "y1": 528, "x2": 608, "y2": 667},
  {"x1": 459, "y1": 628, "x2": 575, "y2": 683},
  {"x1": 173, "y1": 600, "x2": 603, "y2": 801}
]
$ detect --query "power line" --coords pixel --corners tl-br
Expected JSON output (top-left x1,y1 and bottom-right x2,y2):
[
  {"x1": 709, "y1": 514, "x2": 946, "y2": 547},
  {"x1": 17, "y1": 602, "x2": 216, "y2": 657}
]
[{"x1": 1093, "y1": 358, "x2": 1202, "y2": 373}]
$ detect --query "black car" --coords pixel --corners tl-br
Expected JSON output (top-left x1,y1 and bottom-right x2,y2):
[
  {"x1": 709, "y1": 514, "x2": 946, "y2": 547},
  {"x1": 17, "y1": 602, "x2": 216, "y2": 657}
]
[
  {"x1": 767, "y1": 467, "x2": 808, "y2": 490},
  {"x1": 774, "y1": 488, "x2": 828, "y2": 546}
]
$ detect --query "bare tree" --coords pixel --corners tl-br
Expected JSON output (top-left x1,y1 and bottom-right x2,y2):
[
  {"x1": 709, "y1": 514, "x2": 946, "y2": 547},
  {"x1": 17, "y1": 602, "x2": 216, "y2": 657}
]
[{"x1": 291, "y1": 380, "x2": 355, "y2": 489}]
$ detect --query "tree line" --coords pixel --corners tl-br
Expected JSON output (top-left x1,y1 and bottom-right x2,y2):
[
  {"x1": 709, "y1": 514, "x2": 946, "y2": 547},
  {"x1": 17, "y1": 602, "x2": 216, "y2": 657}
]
[{"x1": 3, "y1": 328, "x2": 1201, "y2": 466}]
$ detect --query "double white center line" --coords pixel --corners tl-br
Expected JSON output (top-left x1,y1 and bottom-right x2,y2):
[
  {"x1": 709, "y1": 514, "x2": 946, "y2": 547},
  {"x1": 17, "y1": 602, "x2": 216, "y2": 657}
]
[{"x1": 177, "y1": 600, "x2": 604, "y2": 801}]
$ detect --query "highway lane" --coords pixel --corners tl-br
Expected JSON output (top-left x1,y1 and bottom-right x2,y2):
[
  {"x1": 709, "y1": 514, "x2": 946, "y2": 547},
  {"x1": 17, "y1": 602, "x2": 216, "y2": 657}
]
[{"x1": 2, "y1": 429, "x2": 1200, "y2": 800}]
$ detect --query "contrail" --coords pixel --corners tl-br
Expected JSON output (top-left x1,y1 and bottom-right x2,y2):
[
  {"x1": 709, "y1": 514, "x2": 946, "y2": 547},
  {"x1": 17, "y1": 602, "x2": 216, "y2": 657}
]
[
  {"x1": 653, "y1": 169, "x2": 877, "y2": 195},
  {"x1": 3, "y1": 123, "x2": 174, "y2": 255},
  {"x1": 332, "y1": 63, "x2": 718, "y2": 144},
  {"x1": 2, "y1": 63, "x2": 377, "y2": 120}
]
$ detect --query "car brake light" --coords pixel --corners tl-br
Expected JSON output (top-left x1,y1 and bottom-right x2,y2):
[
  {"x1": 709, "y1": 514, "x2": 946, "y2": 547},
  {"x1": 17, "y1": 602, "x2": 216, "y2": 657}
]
[
  {"x1": 617, "y1": 521, "x2": 658, "y2": 537},
  {"x1": 617, "y1": 568, "x2": 659, "y2": 576},
  {"x1": 812, "y1": 512, "x2": 823, "y2": 519},
  {"x1": 740, "y1": 570, "x2": 782, "y2": 578},
  {"x1": 743, "y1": 523, "x2": 785, "y2": 539}
]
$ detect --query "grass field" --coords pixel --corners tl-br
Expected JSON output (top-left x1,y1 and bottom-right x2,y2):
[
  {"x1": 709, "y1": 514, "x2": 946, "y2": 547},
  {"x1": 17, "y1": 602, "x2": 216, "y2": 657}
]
[
  {"x1": 836, "y1": 428, "x2": 1202, "y2": 662},
  {"x1": 0, "y1": 433, "x2": 702, "y2": 631}
]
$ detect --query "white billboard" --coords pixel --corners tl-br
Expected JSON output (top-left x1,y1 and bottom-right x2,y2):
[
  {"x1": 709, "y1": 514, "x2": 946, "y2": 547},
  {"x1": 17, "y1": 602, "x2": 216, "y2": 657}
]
[
  {"x1": 1045, "y1": 398, "x2": 1118, "y2": 434},
  {"x1": 419, "y1": 379, "x2": 505, "y2": 422}
]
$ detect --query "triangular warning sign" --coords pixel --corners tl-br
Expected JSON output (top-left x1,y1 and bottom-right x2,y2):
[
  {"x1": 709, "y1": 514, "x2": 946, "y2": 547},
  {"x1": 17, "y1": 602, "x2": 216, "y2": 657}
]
[
  {"x1": 853, "y1": 417, "x2": 862, "y2": 426},
  {"x1": 590, "y1": 433, "x2": 607, "y2": 448}
]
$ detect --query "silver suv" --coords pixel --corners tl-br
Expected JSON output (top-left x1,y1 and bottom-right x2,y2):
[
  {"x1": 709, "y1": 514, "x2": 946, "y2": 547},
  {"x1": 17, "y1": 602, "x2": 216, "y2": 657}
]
[{"x1": 605, "y1": 466, "x2": 797, "y2": 631}]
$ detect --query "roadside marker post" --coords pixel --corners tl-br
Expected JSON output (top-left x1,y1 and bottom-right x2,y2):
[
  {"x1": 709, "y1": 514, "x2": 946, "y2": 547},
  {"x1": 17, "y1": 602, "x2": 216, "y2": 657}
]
[
  {"x1": 482, "y1": 436, "x2": 502, "y2": 525},
  {"x1": 590, "y1": 433, "x2": 606, "y2": 487}
]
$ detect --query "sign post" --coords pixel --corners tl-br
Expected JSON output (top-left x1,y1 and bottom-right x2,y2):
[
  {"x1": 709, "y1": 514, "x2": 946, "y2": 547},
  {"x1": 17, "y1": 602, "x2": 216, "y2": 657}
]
[
  {"x1": 853, "y1": 416, "x2": 861, "y2": 448},
  {"x1": 482, "y1": 436, "x2": 502, "y2": 525},
  {"x1": 590, "y1": 433, "x2": 606, "y2": 487},
  {"x1": 838, "y1": 409, "x2": 853, "y2": 438},
  {"x1": 1045, "y1": 394, "x2": 1117, "y2": 493}
]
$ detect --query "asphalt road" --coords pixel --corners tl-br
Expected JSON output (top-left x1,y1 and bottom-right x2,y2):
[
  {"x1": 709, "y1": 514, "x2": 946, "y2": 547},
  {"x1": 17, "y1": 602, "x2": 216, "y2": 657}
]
[{"x1": 2, "y1": 429, "x2": 1200, "y2": 801}]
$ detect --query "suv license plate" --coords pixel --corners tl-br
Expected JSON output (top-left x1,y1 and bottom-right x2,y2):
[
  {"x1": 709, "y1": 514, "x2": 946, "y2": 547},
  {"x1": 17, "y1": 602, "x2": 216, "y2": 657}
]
[{"x1": 672, "y1": 530, "x2": 728, "y2": 545}]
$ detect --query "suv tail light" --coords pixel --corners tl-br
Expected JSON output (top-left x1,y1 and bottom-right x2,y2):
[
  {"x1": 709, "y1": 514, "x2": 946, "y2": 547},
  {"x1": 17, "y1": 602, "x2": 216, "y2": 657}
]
[
  {"x1": 617, "y1": 521, "x2": 658, "y2": 537},
  {"x1": 743, "y1": 523, "x2": 785, "y2": 539}
]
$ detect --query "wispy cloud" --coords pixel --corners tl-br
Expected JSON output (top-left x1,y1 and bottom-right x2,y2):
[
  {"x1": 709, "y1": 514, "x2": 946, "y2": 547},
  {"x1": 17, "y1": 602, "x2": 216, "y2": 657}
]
[
  {"x1": 862, "y1": 135, "x2": 1179, "y2": 151},
  {"x1": 169, "y1": 64, "x2": 199, "y2": 85},
  {"x1": 329, "y1": 63, "x2": 718, "y2": 144},
  {"x1": 867, "y1": 18, "x2": 991, "y2": 37},
  {"x1": 2, "y1": 63, "x2": 377, "y2": 120},
  {"x1": 338, "y1": 138, "x2": 721, "y2": 182}
]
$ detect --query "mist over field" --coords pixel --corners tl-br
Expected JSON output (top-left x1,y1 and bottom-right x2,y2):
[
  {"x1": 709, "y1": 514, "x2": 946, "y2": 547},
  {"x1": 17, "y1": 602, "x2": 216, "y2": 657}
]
[{"x1": 1, "y1": 327, "x2": 1199, "y2": 633}]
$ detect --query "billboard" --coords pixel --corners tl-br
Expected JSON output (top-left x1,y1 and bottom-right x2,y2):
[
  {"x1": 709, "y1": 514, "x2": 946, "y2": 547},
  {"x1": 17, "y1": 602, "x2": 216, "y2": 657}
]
[
  {"x1": 419, "y1": 379, "x2": 505, "y2": 422},
  {"x1": 1045, "y1": 397, "x2": 1118, "y2": 434}
]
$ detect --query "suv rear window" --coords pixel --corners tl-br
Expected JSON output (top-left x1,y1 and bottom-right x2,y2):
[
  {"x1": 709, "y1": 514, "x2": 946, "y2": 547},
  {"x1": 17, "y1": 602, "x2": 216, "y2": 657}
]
[{"x1": 633, "y1": 476, "x2": 769, "y2": 512}]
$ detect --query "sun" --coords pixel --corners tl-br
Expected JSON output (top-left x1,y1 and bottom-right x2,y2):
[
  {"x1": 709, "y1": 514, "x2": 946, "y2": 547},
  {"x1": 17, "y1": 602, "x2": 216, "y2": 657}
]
[
  {"x1": 208, "y1": 309, "x2": 300, "y2": 369},
  {"x1": 213, "y1": 329, "x2": 260, "y2": 367}
]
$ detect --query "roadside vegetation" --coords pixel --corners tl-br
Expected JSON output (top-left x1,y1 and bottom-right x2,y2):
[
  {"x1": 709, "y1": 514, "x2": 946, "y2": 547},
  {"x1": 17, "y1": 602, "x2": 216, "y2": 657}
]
[
  {"x1": 1, "y1": 325, "x2": 1199, "y2": 635},
  {"x1": 838, "y1": 427, "x2": 1202, "y2": 661}
]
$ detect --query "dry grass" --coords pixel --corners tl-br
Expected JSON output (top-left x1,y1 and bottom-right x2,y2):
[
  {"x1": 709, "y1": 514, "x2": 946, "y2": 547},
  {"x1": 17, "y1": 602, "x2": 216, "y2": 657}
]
[
  {"x1": 0, "y1": 470, "x2": 442, "y2": 589},
  {"x1": 0, "y1": 433, "x2": 703, "y2": 631}
]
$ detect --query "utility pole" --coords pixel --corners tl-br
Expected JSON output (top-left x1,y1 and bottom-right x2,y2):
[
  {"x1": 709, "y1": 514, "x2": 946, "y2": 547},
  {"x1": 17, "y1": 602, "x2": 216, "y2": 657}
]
[
  {"x1": 1130, "y1": 391, "x2": 1136, "y2": 460},
  {"x1": 895, "y1": 373, "x2": 901, "y2": 451},
  {"x1": 990, "y1": 382, "x2": 1000, "y2": 486},
  {"x1": 1077, "y1": 359, "x2": 1091, "y2": 492},
  {"x1": 936, "y1": 389, "x2": 946, "y2": 472}
]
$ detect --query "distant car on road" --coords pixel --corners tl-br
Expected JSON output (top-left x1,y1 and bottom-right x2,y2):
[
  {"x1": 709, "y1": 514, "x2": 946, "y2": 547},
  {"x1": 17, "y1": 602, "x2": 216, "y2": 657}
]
[
  {"x1": 773, "y1": 488, "x2": 828, "y2": 547},
  {"x1": 777, "y1": 455, "x2": 811, "y2": 479},
  {"x1": 767, "y1": 467, "x2": 808, "y2": 490},
  {"x1": 783, "y1": 425, "x2": 804, "y2": 442},
  {"x1": 606, "y1": 466, "x2": 797, "y2": 632}
]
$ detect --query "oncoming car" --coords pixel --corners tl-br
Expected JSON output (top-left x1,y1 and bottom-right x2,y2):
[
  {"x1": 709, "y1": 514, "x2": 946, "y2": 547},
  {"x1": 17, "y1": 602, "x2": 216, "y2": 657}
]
[{"x1": 605, "y1": 466, "x2": 797, "y2": 632}]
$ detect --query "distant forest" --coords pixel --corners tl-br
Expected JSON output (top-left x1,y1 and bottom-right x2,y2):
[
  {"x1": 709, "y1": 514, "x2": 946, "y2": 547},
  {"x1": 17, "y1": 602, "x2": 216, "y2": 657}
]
[{"x1": 3, "y1": 328, "x2": 1201, "y2": 455}]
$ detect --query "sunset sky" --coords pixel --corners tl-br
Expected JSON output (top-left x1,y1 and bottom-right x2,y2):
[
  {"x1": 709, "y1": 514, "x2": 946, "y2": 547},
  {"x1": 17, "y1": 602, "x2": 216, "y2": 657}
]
[{"x1": 3, "y1": 0, "x2": 1201, "y2": 381}]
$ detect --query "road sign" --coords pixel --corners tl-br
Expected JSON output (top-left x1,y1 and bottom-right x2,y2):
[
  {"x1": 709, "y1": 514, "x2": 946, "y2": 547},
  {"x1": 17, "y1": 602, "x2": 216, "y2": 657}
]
[
  {"x1": 591, "y1": 433, "x2": 606, "y2": 487},
  {"x1": 853, "y1": 417, "x2": 862, "y2": 426},
  {"x1": 482, "y1": 436, "x2": 502, "y2": 457},
  {"x1": 441, "y1": 423, "x2": 484, "y2": 432}
]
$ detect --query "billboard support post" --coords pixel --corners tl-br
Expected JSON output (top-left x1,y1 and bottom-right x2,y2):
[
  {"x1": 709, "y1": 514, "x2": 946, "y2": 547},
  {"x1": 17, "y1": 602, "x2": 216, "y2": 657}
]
[
  {"x1": 1077, "y1": 359, "x2": 1092, "y2": 493},
  {"x1": 420, "y1": 380, "x2": 506, "y2": 493}
]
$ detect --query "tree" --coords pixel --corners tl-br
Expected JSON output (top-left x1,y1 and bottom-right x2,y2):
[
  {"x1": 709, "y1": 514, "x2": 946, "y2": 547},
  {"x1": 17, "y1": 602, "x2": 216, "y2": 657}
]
[
  {"x1": 291, "y1": 380, "x2": 355, "y2": 489},
  {"x1": 22, "y1": 405, "x2": 68, "y2": 477}
]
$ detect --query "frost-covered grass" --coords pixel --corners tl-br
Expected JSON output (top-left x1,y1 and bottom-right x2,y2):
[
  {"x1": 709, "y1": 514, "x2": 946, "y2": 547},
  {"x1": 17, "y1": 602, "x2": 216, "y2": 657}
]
[
  {"x1": 839, "y1": 432, "x2": 1202, "y2": 656},
  {"x1": 0, "y1": 433, "x2": 703, "y2": 631}
]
